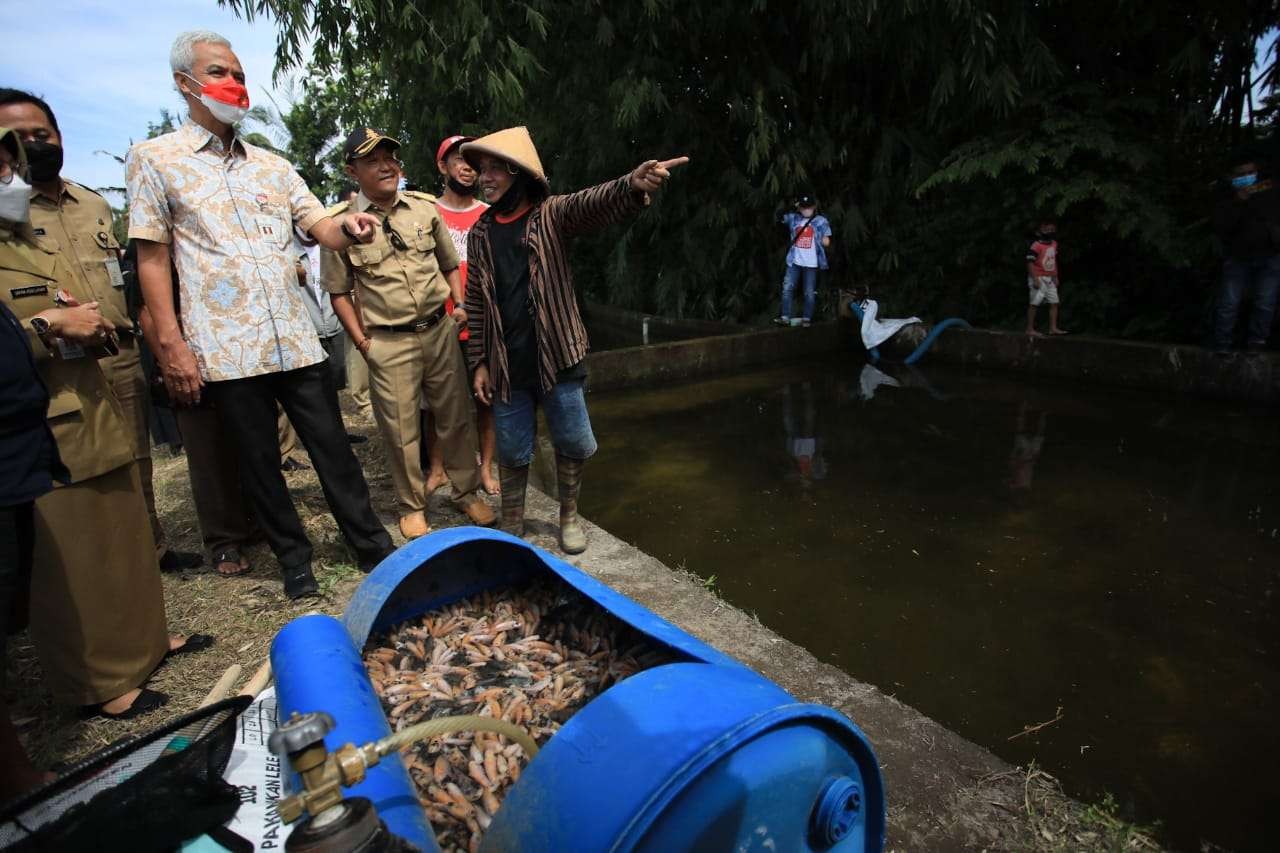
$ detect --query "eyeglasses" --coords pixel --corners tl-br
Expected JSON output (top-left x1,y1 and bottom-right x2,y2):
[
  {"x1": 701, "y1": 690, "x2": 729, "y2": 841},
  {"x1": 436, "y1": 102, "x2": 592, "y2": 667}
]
[{"x1": 383, "y1": 217, "x2": 408, "y2": 251}]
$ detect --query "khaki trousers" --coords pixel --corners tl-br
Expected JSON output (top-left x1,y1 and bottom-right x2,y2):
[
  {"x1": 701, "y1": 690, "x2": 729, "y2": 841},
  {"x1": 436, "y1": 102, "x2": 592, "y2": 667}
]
[
  {"x1": 99, "y1": 339, "x2": 165, "y2": 555},
  {"x1": 176, "y1": 406, "x2": 257, "y2": 557},
  {"x1": 30, "y1": 463, "x2": 168, "y2": 705},
  {"x1": 347, "y1": 333, "x2": 371, "y2": 410},
  {"x1": 366, "y1": 319, "x2": 480, "y2": 514}
]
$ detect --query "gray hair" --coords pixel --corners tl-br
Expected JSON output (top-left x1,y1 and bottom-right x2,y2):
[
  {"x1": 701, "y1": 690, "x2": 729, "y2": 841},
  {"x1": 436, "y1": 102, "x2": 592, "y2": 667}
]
[{"x1": 169, "y1": 30, "x2": 232, "y2": 75}]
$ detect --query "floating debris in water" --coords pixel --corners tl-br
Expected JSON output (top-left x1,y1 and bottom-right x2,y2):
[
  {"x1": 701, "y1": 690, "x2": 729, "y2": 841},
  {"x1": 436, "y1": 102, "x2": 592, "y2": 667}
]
[{"x1": 364, "y1": 581, "x2": 671, "y2": 853}]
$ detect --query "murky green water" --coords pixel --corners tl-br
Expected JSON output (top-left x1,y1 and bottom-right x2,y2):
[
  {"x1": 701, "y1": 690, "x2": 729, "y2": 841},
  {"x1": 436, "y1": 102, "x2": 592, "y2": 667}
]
[{"x1": 578, "y1": 356, "x2": 1280, "y2": 852}]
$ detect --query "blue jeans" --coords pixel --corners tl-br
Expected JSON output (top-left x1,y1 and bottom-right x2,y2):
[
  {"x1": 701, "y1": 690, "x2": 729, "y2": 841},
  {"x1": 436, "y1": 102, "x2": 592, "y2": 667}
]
[
  {"x1": 494, "y1": 379, "x2": 598, "y2": 467},
  {"x1": 782, "y1": 264, "x2": 818, "y2": 320},
  {"x1": 1214, "y1": 255, "x2": 1280, "y2": 350}
]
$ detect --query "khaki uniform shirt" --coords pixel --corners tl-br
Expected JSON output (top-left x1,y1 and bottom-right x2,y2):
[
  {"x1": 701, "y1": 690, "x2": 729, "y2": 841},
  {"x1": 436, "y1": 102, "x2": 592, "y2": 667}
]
[
  {"x1": 125, "y1": 120, "x2": 329, "y2": 382},
  {"x1": 0, "y1": 224, "x2": 132, "y2": 484},
  {"x1": 321, "y1": 190, "x2": 460, "y2": 327},
  {"x1": 28, "y1": 180, "x2": 129, "y2": 332}
]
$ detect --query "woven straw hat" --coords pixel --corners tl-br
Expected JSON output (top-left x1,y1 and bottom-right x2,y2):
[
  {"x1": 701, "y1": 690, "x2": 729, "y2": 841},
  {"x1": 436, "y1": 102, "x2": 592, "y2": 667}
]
[{"x1": 461, "y1": 127, "x2": 550, "y2": 194}]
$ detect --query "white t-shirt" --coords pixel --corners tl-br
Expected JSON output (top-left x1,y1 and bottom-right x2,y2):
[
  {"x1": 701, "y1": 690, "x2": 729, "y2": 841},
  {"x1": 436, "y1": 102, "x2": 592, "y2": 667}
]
[{"x1": 791, "y1": 221, "x2": 819, "y2": 268}]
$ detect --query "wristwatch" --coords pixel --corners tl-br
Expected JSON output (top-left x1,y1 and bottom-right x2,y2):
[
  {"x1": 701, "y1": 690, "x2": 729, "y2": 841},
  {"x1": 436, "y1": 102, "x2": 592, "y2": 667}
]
[
  {"x1": 340, "y1": 220, "x2": 359, "y2": 243},
  {"x1": 30, "y1": 316, "x2": 52, "y2": 338}
]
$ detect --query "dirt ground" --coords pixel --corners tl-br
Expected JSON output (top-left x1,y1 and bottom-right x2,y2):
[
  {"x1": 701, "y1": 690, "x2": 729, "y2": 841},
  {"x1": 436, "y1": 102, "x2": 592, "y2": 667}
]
[{"x1": 4, "y1": 401, "x2": 1164, "y2": 851}]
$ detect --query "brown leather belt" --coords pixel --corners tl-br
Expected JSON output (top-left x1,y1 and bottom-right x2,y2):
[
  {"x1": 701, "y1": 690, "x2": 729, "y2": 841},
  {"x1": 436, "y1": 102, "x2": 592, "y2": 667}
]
[{"x1": 370, "y1": 304, "x2": 447, "y2": 333}]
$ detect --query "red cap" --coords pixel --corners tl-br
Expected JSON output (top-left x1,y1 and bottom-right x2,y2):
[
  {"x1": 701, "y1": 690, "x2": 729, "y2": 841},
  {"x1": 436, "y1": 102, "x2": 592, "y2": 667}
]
[{"x1": 436, "y1": 135, "x2": 472, "y2": 164}]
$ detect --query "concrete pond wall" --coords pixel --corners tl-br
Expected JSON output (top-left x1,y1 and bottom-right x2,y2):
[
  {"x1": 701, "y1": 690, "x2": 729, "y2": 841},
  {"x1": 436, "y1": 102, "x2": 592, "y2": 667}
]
[
  {"x1": 585, "y1": 303, "x2": 1278, "y2": 406},
  {"x1": 880, "y1": 325, "x2": 1280, "y2": 405}
]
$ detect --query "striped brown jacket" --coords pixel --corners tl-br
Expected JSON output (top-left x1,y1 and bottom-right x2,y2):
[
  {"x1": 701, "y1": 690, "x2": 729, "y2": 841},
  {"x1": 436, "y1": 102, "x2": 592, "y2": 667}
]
[{"x1": 465, "y1": 175, "x2": 645, "y2": 402}]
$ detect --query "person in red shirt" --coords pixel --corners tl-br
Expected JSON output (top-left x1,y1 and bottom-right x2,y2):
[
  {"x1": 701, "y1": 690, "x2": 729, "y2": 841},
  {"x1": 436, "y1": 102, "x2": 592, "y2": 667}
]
[
  {"x1": 425, "y1": 135, "x2": 499, "y2": 494},
  {"x1": 1025, "y1": 218, "x2": 1067, "y2": 336}
]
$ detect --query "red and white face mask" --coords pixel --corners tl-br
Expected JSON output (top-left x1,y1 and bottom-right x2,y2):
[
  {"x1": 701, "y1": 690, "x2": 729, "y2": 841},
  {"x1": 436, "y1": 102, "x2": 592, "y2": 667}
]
[{"x1": 181, "y1": 72, "x2": 250, "y2": 125}]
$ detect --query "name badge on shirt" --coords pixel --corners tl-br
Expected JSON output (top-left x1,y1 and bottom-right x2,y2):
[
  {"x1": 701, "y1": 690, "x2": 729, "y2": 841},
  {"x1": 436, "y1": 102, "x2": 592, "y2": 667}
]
[
  {"x1": 254, "y1": 215, "x2": 284, "y2": 242},
  {"x1": 10, "y1": 284, "x2": 48, "y2": 299},
  {"x1": 55, "y1": 338, "x2": 86, "y2": 360},
  {"x1": 105, "y1": 257, "x2": 126, "y2": 288}
]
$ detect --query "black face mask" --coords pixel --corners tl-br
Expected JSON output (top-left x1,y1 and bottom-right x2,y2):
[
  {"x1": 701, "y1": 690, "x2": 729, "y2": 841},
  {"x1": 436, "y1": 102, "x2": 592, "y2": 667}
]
[
  {"x1": 446, "y1": 176, "x2": 475, "y2": 197},
  {"x1": 24, "y1": 140, "x2": 63, "y2": 183},
  {"x1": 490, "y1": 171, "x2": 530, "y2": 215}
]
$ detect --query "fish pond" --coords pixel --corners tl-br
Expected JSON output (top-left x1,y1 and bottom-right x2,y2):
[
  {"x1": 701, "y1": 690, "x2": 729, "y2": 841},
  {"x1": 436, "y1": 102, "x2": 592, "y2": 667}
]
[{"x1": 578, "y1": 355, "x2": 1280, "y2": 852}]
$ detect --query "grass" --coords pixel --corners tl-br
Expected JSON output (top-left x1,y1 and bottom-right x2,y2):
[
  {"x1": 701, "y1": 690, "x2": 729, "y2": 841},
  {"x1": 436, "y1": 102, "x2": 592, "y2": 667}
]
[{"x1": 957, "y1": 763, "x2": 1163, "y2": 852}]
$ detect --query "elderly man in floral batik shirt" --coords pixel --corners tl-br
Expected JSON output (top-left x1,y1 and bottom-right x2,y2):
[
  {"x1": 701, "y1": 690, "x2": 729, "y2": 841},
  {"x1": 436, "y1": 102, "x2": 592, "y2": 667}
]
[{"x1": 126, "y1": 30, "x2": 392, "y2": 599}]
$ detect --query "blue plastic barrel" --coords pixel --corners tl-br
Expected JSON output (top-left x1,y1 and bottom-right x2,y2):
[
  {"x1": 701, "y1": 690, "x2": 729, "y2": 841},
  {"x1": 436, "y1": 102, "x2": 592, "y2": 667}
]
[
  {"x1": 484, "y1": 661, "x2": 882, "y2": 852},
  {"x1": 271, "y1": 614, "x2": 438, "y2": 853},
  {"x1": 273, "y1": 527, "x2": 885, "y2": 852}
]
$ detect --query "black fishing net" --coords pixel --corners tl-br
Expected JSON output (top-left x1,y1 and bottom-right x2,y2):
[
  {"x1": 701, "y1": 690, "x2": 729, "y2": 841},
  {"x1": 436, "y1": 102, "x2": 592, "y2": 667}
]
[{"x1": 0, "y1": 695, "x2": 251, "y2": 853}]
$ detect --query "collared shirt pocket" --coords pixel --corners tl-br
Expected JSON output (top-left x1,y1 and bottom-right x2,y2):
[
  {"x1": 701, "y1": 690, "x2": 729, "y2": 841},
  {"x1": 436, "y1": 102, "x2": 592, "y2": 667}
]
[
  {"x1": 351, "y1": 242, "x2": 389, "y2": 269},
  {"x1": 411, "y1": 228, "x2": 436, "y2": 255},
  {"x1": 46, "y1": 386, "x2": 84, "y2": 419},
  {"x1": 250, "y1": 195, "x2": 291, "y2": 248},
  {"x1": 90, "y1": 230, "x2": 125, "y2": 287}
]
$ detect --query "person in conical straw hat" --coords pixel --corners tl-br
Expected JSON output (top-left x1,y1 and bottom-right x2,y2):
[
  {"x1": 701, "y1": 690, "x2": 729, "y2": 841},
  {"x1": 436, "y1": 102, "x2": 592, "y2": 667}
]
[{"x1": 462, "y1": 126, "x2": 687, "y2": 554}]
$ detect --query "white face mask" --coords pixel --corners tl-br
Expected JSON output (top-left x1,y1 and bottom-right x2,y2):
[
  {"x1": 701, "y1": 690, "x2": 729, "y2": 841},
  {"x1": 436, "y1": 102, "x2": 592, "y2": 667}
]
[
  {"x1": 0, "y1": 171, "x2": 31, "y2": 224},
  {"x1": 202, "y1": 96, "x2": 249, "y2": 126}
]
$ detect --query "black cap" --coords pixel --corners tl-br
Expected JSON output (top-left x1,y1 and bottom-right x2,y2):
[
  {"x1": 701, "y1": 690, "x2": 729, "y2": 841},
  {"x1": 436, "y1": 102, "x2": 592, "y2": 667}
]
[
  {"x1": 795, "y1": 195, "x2": 816, "y2": 208},
  {"x1": 343, "y1": 127, "x2": 401, "y2": 162}
]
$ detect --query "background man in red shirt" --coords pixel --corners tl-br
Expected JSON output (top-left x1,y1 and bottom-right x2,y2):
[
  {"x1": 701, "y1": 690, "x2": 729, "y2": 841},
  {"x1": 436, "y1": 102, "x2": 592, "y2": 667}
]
[{"x1": 427, "y1": 135, "x2": 499, "y2": 495}]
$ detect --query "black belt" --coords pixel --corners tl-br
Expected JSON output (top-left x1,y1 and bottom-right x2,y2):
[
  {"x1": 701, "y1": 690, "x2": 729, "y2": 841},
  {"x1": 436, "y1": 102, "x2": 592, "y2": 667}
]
[{"x1": 370, "y1": 305, "x2": 447, "y2": 333}]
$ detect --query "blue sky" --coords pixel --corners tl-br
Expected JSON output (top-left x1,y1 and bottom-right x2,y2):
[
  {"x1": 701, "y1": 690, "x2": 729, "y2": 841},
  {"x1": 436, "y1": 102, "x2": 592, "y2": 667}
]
[{"x1": 3, "y1": 0, "x2": 304, "y2": 203}]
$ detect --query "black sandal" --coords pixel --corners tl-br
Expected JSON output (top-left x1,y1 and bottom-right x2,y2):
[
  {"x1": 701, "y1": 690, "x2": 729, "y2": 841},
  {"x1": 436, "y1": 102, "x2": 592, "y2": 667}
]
[
  {"x1": 159, "y1": 549, "x2": 204, "y2": 573},
  {"x1": 164, "y1": 633, "x2": 216, "y2": 660},
  {"x1": 213, "y1": 548, "x2": 253, "y2": 577},
  {"x1": 81, "y1": 688, "x2": 169, "y2": 721}
]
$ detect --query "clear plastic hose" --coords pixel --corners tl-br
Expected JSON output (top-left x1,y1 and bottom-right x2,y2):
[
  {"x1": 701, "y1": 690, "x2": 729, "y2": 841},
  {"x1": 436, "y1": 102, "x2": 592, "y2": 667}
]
[{"x1": 375, "y1": 715, "x2": 539, "y2": 760}]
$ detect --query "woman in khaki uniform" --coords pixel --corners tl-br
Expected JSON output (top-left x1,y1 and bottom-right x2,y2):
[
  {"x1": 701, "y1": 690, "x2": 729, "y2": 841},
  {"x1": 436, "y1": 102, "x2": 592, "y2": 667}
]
[{"x1": 0, "y1": 128, "x2": 210, "y2": 719}]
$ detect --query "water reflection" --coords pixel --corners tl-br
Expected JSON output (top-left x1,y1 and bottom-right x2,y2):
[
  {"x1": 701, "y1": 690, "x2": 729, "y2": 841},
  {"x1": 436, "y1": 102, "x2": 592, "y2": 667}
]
[
  {"x1": 1007, "y1": 400, "x2": 1048, "y2": 501},
  {"x1": 856, "y1": 363, "x2": 901, "y2": 400},
  {"x1": 581, "y1": 357, "x2": 1280, "y2": 851},
  {"x1": 781, "y1": 382, "x2": 827, "y2": 488}
]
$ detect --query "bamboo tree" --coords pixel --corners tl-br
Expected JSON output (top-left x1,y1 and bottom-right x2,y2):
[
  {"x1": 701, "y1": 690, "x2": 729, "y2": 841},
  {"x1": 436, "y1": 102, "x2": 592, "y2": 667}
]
[{"x1": 222, "y1": 0, "x2": 1279, "y2": 339}]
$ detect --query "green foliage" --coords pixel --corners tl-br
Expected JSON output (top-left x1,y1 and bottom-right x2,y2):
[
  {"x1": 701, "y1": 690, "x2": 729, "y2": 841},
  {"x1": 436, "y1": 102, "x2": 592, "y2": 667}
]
[
  {"x1": 146, "y1": 109, "x2": 179, "y2": 140},
  {"x1": 244, "y1": 71, "x2": 393, "y2": 201},
  {"x1": 109, "y1": 205, "x2": 129, "y2": 246},
  {"x1": 221, "y1": 0, "x2": 1280, "y2": 340}
]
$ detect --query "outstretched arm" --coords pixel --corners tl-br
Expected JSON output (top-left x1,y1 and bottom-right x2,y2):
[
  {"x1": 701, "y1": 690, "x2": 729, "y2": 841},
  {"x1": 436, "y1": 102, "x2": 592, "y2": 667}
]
[{"x1": 556, "y1": 156, "x2": 689, "y2": 238}]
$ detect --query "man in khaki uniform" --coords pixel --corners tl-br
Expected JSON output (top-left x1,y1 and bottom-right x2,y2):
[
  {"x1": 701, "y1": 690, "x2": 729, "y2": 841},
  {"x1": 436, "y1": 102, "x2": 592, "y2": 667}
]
[
  {"x1": 0, "y1": 90, "x2": 201, "y2": 571},
  {"x1": 0, "y1": 127, "x2": 208, "y2": 719},
  {"x1": 323, "y1": 128, "x2": 495, "y2": 538}
]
